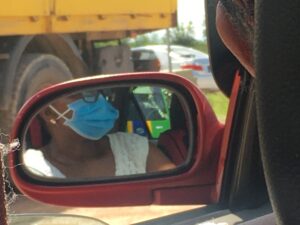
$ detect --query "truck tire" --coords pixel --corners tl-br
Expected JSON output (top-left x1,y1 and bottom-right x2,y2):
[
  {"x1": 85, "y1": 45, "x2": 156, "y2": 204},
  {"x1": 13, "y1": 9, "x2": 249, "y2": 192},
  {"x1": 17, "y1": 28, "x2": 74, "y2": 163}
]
[
  {"x1": 2, "y1": 54, "x2": 73, "y2": 193},
  {"x1": 3, "y1": 54, "x2": 73, "y2": 133}
]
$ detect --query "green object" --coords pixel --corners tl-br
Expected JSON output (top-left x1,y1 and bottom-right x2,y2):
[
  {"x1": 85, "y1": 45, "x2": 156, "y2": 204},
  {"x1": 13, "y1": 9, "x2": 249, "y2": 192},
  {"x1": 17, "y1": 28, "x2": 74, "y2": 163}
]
[
  {"x1": 127, "y1": 86, "x2": 171, "y2": 139},
  {"x1": 205, "y1": 91, "x2": 229, "y2": 122}
]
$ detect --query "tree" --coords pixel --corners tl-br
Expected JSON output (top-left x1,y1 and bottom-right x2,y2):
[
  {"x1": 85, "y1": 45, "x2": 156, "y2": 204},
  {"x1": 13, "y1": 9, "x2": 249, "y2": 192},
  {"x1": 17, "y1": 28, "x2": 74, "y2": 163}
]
[
  {"x1": 121, "y1": 22, "x2": 208, "y2": 53},
  {"x1": 124, "y1": 33, "x2": 162, "y2": 48},
  {"x1": 165, "y1": 22, "x2": 198, "y2": 47},
  {"x1": 164, "y1": 22, "x2": 208, "y2": 53}
]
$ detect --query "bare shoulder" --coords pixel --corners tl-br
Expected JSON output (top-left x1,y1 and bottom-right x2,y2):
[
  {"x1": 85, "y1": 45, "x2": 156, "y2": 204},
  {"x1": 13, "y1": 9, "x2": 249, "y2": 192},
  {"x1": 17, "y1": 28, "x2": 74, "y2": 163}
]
[{"x1": 147, "y1": 142, "x2": 176, "y2": 172}]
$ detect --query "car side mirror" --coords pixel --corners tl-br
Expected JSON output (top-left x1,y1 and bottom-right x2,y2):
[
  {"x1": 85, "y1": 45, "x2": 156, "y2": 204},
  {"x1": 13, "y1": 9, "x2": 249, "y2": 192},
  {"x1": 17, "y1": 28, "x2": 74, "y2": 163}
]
[{"x1": 9, "y1": 72, "x2": 224, "y2": 207}]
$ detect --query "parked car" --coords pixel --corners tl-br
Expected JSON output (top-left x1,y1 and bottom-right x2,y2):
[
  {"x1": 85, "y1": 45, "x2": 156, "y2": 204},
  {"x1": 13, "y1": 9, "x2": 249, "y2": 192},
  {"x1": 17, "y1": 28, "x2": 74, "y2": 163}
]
[
  {"x1": 132, "y1": 45, "x2": 218, "y2": 90},
  {"x1": 131, "y1": 45, "x2": 206, "y2": 71},
  {"x1": 182, "y1": 56, "x2": 218, "y2": 90},
  {"x1": 131, "y1": 45, "x2": 188, "y2": 71}
]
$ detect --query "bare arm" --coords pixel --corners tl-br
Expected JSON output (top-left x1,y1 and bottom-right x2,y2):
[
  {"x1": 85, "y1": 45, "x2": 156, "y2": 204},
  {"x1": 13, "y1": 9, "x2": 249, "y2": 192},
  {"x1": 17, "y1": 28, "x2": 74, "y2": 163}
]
[{"x1": 146, "y1": 143, "x2": 176, "y2": 173}]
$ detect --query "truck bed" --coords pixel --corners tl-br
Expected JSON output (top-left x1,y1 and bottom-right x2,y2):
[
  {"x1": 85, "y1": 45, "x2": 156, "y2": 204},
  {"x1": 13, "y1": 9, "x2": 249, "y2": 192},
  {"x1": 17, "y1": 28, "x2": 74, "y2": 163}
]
[{"x1": 0, "y1": 0, "x2": 177, "y2": 37}]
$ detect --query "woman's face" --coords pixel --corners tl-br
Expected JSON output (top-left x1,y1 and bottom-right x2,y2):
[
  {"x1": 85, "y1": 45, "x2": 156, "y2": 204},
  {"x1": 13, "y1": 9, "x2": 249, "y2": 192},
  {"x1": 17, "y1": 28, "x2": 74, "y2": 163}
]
[
  {"x1": 40, "y1": 92, "x2": 119, "y2": 141},
  {"x1": 40, "y1": 94, "x2": 82, "y2": 137},
  {"x1": 48, "y1": 91, "x2": 102, "y2": 123},
  {"x1": 46, "y1": 95, "x2": 80, "y2": 123}
]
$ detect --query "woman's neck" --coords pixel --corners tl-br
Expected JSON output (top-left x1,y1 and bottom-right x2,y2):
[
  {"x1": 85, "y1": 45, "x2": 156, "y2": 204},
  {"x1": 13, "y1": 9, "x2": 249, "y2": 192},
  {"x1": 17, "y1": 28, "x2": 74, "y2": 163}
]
[{"x1": 44, "y1": 135, "x2": 110, "y2": 165}]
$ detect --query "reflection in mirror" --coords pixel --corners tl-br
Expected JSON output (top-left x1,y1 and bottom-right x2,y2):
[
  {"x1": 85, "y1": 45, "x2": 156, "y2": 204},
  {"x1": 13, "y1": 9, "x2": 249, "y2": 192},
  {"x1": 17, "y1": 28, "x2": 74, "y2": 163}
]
[{"x1": 21, "y1": 84, "x2": 191, "y2": 181}]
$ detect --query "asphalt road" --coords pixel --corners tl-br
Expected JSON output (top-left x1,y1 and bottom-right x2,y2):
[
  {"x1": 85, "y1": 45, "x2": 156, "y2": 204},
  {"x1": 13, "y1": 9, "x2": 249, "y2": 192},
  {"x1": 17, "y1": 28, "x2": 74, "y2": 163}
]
[{"x1": 9, "y1": 195, "x2": 201, "y2": 225}]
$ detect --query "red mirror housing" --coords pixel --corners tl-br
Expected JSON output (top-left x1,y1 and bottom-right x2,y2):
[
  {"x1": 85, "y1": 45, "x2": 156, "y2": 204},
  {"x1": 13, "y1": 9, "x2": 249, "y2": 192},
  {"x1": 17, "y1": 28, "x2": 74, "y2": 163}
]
[{"x1": 9, "y1": 72, "x2": 224, "y2": 207}]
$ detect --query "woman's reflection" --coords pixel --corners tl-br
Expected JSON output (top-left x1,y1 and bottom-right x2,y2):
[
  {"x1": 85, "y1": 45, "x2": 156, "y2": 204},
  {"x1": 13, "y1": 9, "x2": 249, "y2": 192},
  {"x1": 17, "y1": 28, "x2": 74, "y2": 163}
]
[{"x1": 23, "y1": 92, "x2": 175, "y2": 179}]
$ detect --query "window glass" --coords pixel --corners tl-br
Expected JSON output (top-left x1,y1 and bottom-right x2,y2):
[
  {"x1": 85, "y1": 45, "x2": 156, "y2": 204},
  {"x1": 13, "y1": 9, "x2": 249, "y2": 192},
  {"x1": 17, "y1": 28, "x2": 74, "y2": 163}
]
[
  {"x1": 132, "y1": 50, "x2": 156, "y2": 60},
  {"x1": 9, "y1": 1, "x2": 231, "y2": 225}
]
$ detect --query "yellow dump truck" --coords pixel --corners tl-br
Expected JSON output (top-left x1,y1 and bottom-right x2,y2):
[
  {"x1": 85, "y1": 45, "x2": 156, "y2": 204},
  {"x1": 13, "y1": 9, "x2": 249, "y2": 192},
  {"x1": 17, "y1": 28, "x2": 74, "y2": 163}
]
[{"x1": 0, "y1": 0, "x2": 177, "y2": 132}]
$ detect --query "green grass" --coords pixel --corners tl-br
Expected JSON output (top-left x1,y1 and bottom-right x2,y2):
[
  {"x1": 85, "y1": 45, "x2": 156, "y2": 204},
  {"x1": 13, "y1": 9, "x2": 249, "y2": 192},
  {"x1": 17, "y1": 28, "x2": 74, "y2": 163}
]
[{"x1": 204, "y1": 91, "x2": 229, "y2": 122}]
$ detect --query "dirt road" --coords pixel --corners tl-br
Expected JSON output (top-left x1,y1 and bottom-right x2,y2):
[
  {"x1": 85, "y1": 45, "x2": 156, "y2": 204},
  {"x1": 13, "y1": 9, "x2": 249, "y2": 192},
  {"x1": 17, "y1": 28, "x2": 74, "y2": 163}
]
[{"x1": 9, "y1": 195, "x2": 201, "y2": 224}]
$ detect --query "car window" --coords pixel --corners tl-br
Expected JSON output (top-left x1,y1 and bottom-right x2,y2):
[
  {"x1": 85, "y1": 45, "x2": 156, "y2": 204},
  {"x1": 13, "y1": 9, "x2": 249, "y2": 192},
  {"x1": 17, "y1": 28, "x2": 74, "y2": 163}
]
[
  {"x1": 6, "y1": 1, "x2": 230, "y2": 225},
  {"x1": 171, "y1": 46, "x2": 207, "y2": 59},
  {"x1": 171, "y1": 47, "x2": 197, "y2": 59},
  {"x1": 132, "y1": 50, "x2": 156, "y2": 60},
  {"x1": 126, "y1": 86, "x2": 171, "y2": 139}
]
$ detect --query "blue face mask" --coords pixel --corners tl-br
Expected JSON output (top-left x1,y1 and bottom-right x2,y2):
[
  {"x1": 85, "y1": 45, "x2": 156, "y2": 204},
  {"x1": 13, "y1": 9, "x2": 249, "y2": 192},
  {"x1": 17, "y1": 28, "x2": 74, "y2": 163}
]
[{"x1": 49, "y1": 95, "x2": 119, "y2": 140}]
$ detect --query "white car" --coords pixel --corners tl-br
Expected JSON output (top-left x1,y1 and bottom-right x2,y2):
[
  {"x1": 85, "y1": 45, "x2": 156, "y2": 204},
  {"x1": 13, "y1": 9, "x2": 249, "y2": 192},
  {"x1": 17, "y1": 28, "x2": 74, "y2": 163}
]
[
  {"x1": 131, "y1": 45, "x2": 189, "y2": 71},
  {"x1": 132, "y1": 45, "x2": 205, "y2": 71},
  {"x1": 132, "y1": 45, "x2": 218, "y2": 90}
]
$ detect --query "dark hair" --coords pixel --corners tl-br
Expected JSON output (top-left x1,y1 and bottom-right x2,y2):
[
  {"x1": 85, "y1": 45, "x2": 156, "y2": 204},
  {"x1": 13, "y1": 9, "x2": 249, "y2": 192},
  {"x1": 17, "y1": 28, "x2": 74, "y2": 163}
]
[
  {"x1": 27, "y1": 115, "x2": 52, "y2": 148},
  {"x1": 220, "y1": 0, "x2": 254, "y2": 47}
]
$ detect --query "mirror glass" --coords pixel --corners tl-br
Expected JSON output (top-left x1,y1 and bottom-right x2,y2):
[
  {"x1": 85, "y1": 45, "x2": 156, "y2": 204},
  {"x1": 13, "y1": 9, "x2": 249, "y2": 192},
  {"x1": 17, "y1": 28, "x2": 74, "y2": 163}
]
[{"x1": 20, "y1": 84, "x2": 192, "y2": 181}]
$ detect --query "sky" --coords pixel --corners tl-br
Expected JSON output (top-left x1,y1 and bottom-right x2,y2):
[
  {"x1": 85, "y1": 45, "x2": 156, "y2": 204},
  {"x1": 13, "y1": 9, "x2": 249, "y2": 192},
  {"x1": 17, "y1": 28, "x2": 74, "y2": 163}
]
[
  {"x1": 177, "y1": 0, "x2": 206, "y2": 40},
  {"x1": 151, "y1": 0, "x2": 206, "y2": 40}
]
